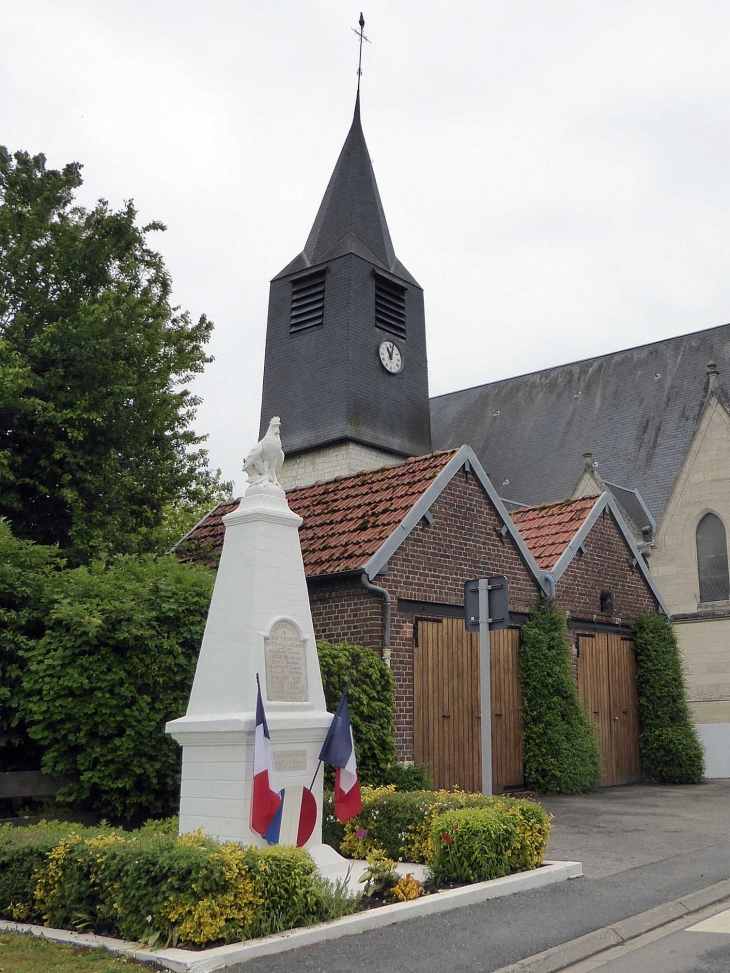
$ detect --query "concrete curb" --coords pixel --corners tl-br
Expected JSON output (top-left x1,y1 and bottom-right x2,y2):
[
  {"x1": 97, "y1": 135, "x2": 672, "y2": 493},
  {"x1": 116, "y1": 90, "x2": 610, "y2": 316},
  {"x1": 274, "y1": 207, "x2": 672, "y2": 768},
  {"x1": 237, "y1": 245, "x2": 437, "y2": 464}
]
[
  {"x1": 0, "y1": 860, "x2": 582, "y2": 972},
  {"x1": 492, "y1": 878, "x2": 730, "y2": 973}
]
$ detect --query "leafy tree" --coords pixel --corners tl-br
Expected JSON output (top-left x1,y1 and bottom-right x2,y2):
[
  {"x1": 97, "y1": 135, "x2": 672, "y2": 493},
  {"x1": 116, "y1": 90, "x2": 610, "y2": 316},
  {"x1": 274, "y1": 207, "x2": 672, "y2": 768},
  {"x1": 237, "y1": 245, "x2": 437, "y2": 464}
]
[
  {"x1": 20, "y1": 553, "x2": 215, "y2": 821},
  {"x1": 0, "y1": 147, "x2": 229, "y2": 563},
  {"x1": 633, "y1": 612, "x2": 704, "y2": 784},
  {"x1": 520, "y1": 605, "x2": 602, "y2": 794},
  {"x1": 0, "y1": 519, "x2": 63, "y2": 771}
]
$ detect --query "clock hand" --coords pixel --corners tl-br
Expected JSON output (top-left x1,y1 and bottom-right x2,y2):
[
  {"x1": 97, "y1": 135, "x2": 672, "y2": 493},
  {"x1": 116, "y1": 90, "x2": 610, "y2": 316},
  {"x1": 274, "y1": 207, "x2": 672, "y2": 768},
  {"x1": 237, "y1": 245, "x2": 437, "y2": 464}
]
[{"x1": 388, "y1": 345, "x2": 394, "y2": 360}]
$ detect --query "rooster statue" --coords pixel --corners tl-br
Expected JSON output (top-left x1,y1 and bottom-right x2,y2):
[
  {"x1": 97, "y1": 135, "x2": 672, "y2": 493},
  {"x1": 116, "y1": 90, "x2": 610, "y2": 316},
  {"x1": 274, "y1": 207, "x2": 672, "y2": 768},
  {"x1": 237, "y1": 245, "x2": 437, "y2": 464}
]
[{"x1": 243, "y1": 416, "x2": 285, "y2": 492}]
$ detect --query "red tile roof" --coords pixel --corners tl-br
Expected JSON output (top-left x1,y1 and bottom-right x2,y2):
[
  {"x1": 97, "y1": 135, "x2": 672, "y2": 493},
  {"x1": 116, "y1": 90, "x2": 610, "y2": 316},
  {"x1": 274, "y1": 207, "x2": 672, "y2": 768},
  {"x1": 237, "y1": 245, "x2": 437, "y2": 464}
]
[
  {"x1": 510, "y1": 495, "x2": 600, "y2": 571},
  {"x1": 176, "y1": 450, "x2": 459, "y2": 577}
]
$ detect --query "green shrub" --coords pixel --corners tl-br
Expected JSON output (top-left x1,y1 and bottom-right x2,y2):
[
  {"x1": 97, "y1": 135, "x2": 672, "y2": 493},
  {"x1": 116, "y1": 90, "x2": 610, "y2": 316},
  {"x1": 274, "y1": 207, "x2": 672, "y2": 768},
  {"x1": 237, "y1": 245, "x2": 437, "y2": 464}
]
[
  {"x1": 0, "y1": 822, "x2": 358, "y2": 948},
  {"x1": 316, "y1": 640, "x2": 396, "y2": 786},
  {"x1": 337, "y1": 786, "x2": 551, "y2": 870},
  {"x1": 20, "y1": 555, "x2": 214, "y2": 821},
  {"x1": 382, "y1": 762, "x2": 433, "y2": 791},
  {"x1": 0, "y1": 820, "x2": 94, "y2": 921},
  {"x1": 429, "y1": 807, "x2": 519, "y2": 883},
  {"x1": 634, "y1": 612, "x2": 705, "y2": 784},
  {"x1": 0, "y1": 521, "x2": 63, "y2": 771},
  {"x1": 520, "y1": 605, "x2": 602, "y2": 793}
]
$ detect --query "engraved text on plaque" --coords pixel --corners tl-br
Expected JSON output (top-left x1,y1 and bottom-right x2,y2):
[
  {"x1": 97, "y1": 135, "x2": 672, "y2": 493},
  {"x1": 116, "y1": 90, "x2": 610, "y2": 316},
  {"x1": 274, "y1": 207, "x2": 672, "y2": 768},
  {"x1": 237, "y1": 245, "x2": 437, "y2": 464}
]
[
  {"x1": 265, "y1": 620, "x2": 309, "y2": 702},
  {"x1": 273, "y1": 750, "x2": 308, "y2": 773}
]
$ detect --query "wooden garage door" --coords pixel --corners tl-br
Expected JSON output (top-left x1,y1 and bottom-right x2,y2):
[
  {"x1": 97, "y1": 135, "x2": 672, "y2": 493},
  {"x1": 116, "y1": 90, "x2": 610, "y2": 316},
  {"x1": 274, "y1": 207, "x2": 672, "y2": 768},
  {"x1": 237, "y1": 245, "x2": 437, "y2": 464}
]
[
  {"x1": 577, "y1": 632, "x2": 642, "y2": 786},
  {"x1": 413, "y1": 618, "x2": 523, "y2": 793}
]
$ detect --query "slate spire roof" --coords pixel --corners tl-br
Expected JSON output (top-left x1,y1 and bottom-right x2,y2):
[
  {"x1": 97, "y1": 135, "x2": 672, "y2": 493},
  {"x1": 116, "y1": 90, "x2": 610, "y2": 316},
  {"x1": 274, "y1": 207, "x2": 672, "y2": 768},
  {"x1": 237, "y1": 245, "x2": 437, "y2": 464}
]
[{"x1": 275, "y1": 95, "x2": 417, "y2": 285}]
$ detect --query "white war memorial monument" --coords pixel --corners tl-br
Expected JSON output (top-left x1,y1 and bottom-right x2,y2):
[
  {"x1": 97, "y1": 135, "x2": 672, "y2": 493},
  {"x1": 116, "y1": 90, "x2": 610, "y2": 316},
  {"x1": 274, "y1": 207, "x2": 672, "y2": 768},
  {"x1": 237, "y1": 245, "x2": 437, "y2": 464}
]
[{"x1": 166, "y1": 417, "x2": 336, "y2": 857}]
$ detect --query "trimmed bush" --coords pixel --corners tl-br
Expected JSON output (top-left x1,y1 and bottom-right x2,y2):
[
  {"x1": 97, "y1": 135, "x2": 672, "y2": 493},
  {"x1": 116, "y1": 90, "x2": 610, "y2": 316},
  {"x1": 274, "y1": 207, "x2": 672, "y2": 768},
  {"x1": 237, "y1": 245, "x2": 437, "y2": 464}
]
[
  {"x1": 0, "y1": 821, "x2": 357, "y2": 948},
  {"x1": 317, "y1": 640, "x2": 396, "y2": 786},
  {"x1": 20, "y1": 554, "x2": 215, "y2": 821},
  {"x1": 382, "y1": 761, "x2": 433, "y2": 791},
  {"x1": 520, "y1": 605, "x2": 602, "y2": 793},
  {"x1": 335, "y1": 786, "x2": 551, "y2": 872},
  {"x1": 0, "y1": 521, "x2": 63, "y2": 771},
  {"x1": 634, "y1": 612, "x2": 705, "y2": 784},
  {"x1": 429, "y1": 807, "x2": 519, "y2": 883}
]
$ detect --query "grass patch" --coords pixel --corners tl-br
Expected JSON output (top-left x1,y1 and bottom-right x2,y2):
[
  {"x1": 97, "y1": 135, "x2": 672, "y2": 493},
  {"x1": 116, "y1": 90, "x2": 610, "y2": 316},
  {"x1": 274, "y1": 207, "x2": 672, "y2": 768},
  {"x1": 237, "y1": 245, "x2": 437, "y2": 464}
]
[{"x1": 0, "y1": 931, "x2": 147, "y2": 973}]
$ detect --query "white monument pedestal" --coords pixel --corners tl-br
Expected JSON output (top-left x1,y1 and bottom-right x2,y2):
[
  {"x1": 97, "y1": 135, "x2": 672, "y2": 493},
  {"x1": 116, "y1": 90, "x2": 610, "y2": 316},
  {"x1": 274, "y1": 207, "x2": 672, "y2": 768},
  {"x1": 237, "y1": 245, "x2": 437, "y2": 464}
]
[{"x1": 166, "y1": 482, "x2": 333, "y2": 848}]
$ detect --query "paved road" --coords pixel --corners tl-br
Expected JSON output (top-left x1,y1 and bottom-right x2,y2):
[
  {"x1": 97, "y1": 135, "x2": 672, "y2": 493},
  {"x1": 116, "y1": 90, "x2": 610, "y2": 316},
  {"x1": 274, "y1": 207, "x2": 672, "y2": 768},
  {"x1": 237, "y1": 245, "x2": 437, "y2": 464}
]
[
  {"x1": 231, "y1": 782, "x2": 730, "y2": 973},
  {"x1": 563, "y1": 901, "x2": 730, "y2": 973}
]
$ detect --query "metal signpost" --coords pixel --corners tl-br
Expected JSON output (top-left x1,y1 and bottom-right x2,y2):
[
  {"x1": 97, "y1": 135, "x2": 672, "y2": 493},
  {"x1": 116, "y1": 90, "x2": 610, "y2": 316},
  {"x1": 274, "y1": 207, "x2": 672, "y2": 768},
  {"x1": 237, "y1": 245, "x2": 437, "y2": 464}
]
[{"x1": 464, "y1": 577, "x2": 508, "y2": 797}]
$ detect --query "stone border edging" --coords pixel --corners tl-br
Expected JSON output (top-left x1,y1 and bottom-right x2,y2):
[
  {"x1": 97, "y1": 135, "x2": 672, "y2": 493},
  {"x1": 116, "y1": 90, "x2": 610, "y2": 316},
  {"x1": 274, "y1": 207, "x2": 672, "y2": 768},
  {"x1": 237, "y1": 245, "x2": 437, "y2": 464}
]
[
  {"x1": 0, "y1": 860, "x2": 582, "y2": 972},
  {"x1": 491, "y1": 877, "x2": 730, "y2": 973}
]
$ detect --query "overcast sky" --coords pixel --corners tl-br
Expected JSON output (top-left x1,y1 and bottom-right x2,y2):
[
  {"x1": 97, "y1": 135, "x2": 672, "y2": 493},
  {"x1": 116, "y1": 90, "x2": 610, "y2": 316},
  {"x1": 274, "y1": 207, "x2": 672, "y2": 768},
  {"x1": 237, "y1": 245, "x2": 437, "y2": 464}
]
[{"x1": 3, "y1": 1, "x2": 730, "y2": 493}]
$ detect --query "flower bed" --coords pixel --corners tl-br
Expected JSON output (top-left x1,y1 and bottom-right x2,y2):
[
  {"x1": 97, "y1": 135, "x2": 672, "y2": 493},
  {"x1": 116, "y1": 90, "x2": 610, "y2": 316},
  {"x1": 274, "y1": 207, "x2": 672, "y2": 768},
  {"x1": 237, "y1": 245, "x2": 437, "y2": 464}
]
[
  {"x1": 325, "y1": 786, "x2": 552, "y2": 878},
  {"x1": 0, "y1": 792, "x2": 552, "y2": 951},
  {"x1": 0, "y1": 820, "x2": 356, "y2": 949}
]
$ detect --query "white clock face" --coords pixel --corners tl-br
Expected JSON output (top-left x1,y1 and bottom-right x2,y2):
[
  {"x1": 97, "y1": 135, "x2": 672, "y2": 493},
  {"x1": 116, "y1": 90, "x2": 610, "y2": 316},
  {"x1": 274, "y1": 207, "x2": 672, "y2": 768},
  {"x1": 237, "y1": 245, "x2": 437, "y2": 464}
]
[{"x1": 378, "y1": 339, "x2": 403, "y2": 374}]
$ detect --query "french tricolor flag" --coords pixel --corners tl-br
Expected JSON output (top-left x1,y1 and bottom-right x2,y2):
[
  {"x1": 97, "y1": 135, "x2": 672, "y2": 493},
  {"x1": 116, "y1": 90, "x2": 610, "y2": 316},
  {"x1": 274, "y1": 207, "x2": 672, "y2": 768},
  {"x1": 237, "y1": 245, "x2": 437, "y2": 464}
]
[
  {"x1": 319, "y1": 690, "x2": 362, "y2": 823},
  {"x1": 250, "y1": 675, "x2": 282, "y2": 837}
]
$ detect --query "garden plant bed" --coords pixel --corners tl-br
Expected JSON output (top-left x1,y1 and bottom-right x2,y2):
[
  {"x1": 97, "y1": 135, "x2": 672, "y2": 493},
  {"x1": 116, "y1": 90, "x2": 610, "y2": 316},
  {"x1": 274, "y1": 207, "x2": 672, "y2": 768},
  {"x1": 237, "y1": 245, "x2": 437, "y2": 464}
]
[{"x1": 0, "y1": 860, "x2": 583, "y2": 973}]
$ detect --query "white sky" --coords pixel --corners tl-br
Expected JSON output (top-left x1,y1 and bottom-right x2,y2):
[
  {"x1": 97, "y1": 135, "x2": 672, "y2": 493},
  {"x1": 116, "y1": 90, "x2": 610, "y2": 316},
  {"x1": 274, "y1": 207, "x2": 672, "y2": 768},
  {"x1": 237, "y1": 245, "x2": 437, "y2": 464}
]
[{"x1": 3, "y1": 1, "x2": 730, "y2": 494}]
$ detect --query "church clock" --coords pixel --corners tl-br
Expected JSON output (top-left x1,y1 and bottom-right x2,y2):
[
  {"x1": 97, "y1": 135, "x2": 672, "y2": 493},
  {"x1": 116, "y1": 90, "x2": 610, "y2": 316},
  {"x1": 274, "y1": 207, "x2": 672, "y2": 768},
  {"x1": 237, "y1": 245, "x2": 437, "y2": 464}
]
[{"x1": 379, "y1": 339, "x2": 403, "y2": 374}]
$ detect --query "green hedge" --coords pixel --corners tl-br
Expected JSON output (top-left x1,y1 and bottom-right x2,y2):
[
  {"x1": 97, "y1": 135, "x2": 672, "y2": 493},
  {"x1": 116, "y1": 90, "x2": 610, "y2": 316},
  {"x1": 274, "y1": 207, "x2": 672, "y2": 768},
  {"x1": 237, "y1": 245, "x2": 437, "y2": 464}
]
[
  {"x1": 634, "y1": 612, "x2": 705, "y2": 784},
  {"x1": 20, "y1": 555, "x2": 214, "y2": 821},
  {"x1": 0, "y1": 521, "x2": 63, "y2": 772},
  {"x1": 520, "y1": 605, "x2": 602, "y2": 793},
  {"x1": 331, "y1": 787, "x2": 551, "y2": 875},
  {"x1": 316, "y1": 640, "x2": 396, "y2": 786},
  {"x1": 0, "y1": 821, "x2": 356, "y2": 948}
]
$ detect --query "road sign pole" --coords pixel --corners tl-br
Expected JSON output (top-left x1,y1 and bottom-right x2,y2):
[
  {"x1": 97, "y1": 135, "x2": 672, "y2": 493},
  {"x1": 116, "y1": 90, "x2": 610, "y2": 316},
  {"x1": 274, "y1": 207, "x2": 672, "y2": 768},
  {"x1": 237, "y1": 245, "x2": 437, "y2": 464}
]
[{"x1": 478, "y1": 578, "x2": 493, "y2": 796}]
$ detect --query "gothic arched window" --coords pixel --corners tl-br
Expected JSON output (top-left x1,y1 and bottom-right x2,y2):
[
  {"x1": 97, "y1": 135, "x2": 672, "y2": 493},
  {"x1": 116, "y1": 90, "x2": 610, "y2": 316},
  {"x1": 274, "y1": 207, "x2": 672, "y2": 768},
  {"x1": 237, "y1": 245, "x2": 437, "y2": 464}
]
[{"x1": 697, "y1": 513, "x2": 730, "y2": 603}]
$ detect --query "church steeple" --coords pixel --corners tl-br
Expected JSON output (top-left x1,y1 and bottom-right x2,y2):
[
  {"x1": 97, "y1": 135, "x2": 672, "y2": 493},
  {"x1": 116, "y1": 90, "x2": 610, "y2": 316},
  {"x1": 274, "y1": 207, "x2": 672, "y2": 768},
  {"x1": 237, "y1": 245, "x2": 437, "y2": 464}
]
[
  {"x1": 275, "y1": 95, "x2": 417, "y2": 285},
  {"x1": 260, "y1": 96, "x2": 432, "y2": 488}
]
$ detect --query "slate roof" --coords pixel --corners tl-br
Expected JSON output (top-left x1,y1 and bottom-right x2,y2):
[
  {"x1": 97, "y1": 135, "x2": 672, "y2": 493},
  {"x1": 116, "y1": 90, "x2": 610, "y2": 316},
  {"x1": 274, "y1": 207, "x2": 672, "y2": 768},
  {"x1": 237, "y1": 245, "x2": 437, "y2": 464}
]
[
  {"x1": 511, "y1": 495, "x2": 600, "y2": 571},
  {"x1": 175, "y1": 450, "x2": 458, "y2": 577},
  {"x1": 274, "y1": 95, "x2": 417, "y2": 286},
  {"x1": 431, "y1": 324, "x2": 730, "y2": 522}
]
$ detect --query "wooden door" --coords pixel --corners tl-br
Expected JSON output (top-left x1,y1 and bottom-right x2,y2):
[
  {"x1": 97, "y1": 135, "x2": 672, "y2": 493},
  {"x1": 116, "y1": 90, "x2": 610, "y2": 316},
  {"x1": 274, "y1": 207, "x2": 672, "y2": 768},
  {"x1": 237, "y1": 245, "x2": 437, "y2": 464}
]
[
  {"x1": 577, "y1": 633, "x2": 641, "y2": 786},
  {"x1": 414, "y1": 618, "x2": 523, "y2": 792},
  {"x1": 490, "y1": 628, "x2": 524, "y2": 793},
  {"x1": 607, "y1": 636, "x2": 642, "y2": 785}
]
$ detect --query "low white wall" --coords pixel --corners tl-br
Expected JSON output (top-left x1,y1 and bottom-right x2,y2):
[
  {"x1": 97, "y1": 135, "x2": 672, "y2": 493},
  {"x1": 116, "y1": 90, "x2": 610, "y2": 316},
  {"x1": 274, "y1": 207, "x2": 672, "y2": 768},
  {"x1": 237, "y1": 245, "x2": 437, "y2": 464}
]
[{"x1": 696, "y1": 723, "x2": 730, "y2": 779}]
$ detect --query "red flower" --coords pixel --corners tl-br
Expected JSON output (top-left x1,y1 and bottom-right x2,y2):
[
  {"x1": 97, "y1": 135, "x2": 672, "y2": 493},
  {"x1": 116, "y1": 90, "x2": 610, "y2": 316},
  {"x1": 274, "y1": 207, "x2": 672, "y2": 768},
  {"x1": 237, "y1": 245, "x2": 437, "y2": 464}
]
[{"x1": 441, "y1": 832, "x2": 453, "y2": 846}]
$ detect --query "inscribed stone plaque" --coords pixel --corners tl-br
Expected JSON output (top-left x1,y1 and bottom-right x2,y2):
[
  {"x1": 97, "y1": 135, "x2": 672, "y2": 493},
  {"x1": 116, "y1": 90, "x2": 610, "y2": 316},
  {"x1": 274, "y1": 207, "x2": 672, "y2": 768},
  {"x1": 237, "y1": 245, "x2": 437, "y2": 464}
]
[
  {"x1": 265, "y1": 621, "x2": 309, "y2": 702},
  {"x1": 273, "y1": 750, "x2": 308, "y2": 773}
]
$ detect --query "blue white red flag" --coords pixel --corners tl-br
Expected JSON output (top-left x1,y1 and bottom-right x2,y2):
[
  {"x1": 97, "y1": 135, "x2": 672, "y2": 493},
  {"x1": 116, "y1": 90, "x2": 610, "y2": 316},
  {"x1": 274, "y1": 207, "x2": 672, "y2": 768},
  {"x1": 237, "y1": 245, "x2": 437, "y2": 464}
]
[
  {"x1": 264, "y1": 784, "x2": 317, "y2": 847},
  {"x1": 250, "y1": 676, "x2": 282, "y2": 837},
  {"x1": 319, "y1": 690, "x2": 362, "y2": 823}
]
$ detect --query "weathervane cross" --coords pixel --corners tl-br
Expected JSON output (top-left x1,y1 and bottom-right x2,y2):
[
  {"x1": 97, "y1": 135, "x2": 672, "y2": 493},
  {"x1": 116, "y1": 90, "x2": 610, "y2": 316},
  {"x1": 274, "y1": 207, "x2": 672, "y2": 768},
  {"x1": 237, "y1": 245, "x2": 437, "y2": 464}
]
[{"x1": 351, "y1": 12, "x2": 371, "y2": 96}]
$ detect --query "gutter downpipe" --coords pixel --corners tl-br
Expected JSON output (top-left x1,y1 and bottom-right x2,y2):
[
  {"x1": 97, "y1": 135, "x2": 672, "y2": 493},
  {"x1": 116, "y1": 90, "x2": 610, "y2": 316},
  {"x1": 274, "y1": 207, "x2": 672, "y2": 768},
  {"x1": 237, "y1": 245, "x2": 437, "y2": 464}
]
[
  {"x1": 361, "y1": 571, "x2": 392, "y2": 667},
  {"x1": 544, "y1": 573, "x2": 557, "y2": 603}
]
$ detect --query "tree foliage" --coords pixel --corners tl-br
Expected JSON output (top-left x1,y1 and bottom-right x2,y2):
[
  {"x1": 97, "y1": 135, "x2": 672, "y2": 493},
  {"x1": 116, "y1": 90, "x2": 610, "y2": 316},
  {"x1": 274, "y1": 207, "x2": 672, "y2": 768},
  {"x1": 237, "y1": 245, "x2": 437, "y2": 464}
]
[
  {"x1": 633, "y1": 612, "x2": 704, "y2": 784},
  {"x1": 520, "y1": 605, "x2": 602, "y2": 794},
  {"x1": 20, "y1": 553, "x2": 214, "y2": 820},
  {"x1": 0, "y1": 147, "x2": 228, "y2": 563}
]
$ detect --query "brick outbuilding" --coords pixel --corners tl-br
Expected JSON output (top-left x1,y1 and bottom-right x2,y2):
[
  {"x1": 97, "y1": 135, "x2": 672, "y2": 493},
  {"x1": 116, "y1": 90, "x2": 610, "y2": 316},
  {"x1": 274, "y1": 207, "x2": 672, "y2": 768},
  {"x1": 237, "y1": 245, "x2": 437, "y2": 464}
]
[{"x1": 177, "y1": 448, "x2": 664, "y2": 790}]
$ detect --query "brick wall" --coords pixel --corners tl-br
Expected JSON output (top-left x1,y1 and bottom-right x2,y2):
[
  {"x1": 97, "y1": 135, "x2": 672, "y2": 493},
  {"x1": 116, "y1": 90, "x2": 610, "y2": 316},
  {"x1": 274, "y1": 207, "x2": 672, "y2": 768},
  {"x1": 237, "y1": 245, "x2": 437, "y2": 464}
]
[
  {"x1": 557, "y1": 506, "x2": 658, "y2": 622},
  {"x1": 308, "y1": 467, "x2": 543, "y2": 759}
]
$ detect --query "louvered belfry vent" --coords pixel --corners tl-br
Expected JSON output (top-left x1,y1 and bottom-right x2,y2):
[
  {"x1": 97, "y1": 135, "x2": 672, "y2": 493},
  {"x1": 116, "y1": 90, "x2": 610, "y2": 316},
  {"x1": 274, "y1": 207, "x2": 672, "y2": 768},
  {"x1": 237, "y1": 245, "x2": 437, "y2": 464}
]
[
  {"x1": 375, "y1": 273, "x2": 407, "y2": 339},
  {"x1": 290, "y1": 269, "x2": 326, "y2": 332}
]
